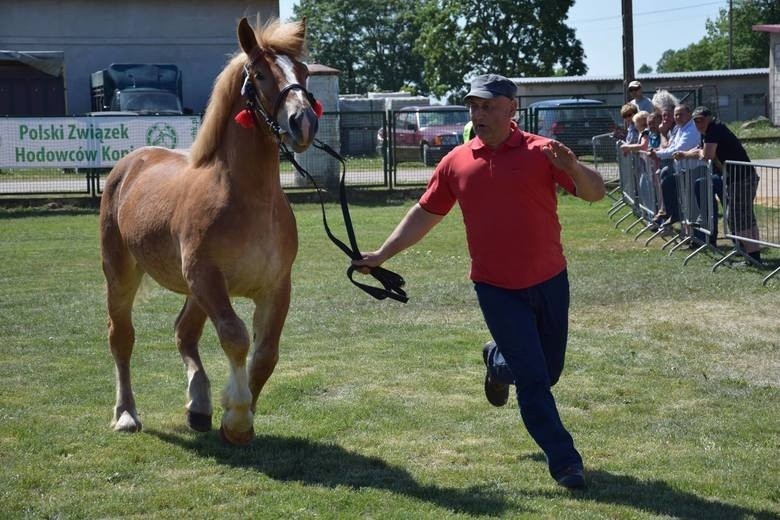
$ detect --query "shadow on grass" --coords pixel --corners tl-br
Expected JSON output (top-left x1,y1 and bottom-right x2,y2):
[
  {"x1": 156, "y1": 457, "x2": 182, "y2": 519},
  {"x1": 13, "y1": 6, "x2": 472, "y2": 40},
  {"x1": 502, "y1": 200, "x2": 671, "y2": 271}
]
[
  {"x1": 149, "y1": 430, "x2": 511, "y2": 517},
  {"x1": 577, "y1": 469, "x2": 778, "y2": 520},
  {"x1": 519, "y1": 454, "x2": 776, "y2": 518}
]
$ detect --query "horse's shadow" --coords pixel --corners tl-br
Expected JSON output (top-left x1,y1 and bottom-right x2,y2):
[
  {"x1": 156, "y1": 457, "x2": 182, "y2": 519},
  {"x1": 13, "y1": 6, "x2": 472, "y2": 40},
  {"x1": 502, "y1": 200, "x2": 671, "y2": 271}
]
[
  {"x1": 149, "y1": 431, "x2": 777, "y2": 518},
  {"x1": 148, "y1": 429, "x2": 511, "y2": 516},
  {"x1": 521, "y1": 453, "x2": 777, "y2": 520}
]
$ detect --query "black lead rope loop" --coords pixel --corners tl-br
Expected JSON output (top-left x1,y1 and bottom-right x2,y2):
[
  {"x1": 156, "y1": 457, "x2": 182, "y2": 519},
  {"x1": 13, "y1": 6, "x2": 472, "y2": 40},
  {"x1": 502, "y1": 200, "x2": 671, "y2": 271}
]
[{"x1": 280, "y1": 140, "x2": 408, "y2": 303}]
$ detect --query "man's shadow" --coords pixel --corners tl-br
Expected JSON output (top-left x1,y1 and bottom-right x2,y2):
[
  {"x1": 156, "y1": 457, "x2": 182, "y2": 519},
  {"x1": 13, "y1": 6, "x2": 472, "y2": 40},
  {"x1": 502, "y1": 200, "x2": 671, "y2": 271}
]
[
  {"x1": 521, "y1": 453, "x2": 777, "y2": 520},
  {"x1": 148, "y1": 430, "x2": 511, "y2": 516}
]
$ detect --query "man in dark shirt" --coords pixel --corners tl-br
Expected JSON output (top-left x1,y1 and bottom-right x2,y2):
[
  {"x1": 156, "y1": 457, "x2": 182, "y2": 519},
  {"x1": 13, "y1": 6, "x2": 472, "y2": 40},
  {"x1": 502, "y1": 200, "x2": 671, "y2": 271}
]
[{"x1": 678, "y1": 106, "x2": 761, "y2": 260}]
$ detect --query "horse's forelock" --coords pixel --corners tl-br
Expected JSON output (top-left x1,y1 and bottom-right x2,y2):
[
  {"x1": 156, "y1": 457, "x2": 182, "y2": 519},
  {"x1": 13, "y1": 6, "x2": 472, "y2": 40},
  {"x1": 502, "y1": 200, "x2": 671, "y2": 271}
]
[{"x1": 256, "y1": 19, "x2": 307, "y2": 59}]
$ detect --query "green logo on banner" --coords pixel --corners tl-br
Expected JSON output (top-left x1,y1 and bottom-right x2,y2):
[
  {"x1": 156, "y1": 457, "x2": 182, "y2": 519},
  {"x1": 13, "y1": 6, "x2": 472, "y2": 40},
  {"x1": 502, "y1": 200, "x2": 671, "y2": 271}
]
[{"x1": 145, "y1": 123, "x2": 178, "y2": 148}]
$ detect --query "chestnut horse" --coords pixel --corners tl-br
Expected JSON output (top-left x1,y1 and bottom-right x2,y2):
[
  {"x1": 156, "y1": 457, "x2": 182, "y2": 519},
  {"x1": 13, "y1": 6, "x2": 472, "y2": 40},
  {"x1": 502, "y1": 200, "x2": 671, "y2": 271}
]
[{"x1": 99, "y1": 18, "x2": 318, "y2": 444}]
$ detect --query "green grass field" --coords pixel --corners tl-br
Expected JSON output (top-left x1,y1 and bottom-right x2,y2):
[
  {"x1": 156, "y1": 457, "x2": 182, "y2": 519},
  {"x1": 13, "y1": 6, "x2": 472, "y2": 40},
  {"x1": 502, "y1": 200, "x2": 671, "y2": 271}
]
[{"x1": 0, "y1": 197, "x2": 777, "y2": 519}]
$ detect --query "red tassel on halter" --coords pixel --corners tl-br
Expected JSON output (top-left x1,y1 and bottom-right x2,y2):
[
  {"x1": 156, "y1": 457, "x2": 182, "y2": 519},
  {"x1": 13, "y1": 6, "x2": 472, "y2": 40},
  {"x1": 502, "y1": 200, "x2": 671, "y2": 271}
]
[
  {"x1": 313, "y1": 100, "x2": 324, "y2": 118},
  {"x1": 234, "y1": 108, "x2": 255, "y2": 128}
]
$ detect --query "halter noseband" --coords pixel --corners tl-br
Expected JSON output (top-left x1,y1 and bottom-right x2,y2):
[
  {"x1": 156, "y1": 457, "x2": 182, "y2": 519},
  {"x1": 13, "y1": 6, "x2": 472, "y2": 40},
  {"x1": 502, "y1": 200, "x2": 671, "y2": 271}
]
[{"x1": 238, "y1": 62, "x2": 319, "y2": 137}]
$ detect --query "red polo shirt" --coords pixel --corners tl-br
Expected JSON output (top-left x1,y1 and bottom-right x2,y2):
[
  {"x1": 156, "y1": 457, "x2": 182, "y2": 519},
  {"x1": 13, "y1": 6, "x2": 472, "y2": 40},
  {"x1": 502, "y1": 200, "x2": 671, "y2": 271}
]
[{"x1": 419, "y1": 126, "x2": 577, "y2": 289}]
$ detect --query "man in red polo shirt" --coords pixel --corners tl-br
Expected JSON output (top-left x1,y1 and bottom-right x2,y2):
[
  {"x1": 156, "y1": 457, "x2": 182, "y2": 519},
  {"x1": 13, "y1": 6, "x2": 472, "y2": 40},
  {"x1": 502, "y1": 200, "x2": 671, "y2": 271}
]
[{"x1": 353, "y1": 74, "x2": 605, "y2": 489}]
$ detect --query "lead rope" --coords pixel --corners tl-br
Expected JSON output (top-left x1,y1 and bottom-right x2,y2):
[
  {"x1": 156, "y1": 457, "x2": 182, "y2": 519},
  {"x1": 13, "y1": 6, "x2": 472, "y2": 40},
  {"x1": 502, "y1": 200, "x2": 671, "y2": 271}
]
[
  {"x1": 237, "y1": 68, "x2": 407, "y2": 302},
  {"x1": 281, "y1": 140, "x2": 408, "y2": 303}
]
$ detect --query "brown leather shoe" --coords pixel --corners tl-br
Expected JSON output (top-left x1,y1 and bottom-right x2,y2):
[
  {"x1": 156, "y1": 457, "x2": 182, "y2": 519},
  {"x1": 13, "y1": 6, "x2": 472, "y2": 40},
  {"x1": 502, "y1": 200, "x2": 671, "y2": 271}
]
[{"x1": 483, "y1": 341, "x2": 509, "y2": 407}]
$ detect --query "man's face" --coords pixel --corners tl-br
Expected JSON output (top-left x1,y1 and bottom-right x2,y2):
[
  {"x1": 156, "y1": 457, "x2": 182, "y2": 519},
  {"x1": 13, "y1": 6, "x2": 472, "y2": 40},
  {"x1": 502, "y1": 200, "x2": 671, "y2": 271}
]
[
  {"x1": 467, "y1": 96, "x2": 517, "y2": 147},
  {"x1": 674, "y1": 106, "x2": 691, "y2": 126},
  {"x1": 693, "y1": 115, "x2": 710, "y2": 134},
  {"x1": 648, "y1": 114, "x2": 660, "y2": 133},
  {"x1": 629, "y1": 87, "x2": 642, "y2": 100}
]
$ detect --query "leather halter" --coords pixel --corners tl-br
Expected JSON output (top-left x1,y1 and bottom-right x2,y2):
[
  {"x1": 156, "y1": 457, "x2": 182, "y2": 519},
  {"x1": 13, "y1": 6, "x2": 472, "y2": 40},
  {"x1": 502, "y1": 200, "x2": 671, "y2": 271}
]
[
  {"x1": 240, "y1": 63, "x2": 315, "y2": 137},
  {"x1": 238, "y1": 57, "x2": 408, "y2": 303}
]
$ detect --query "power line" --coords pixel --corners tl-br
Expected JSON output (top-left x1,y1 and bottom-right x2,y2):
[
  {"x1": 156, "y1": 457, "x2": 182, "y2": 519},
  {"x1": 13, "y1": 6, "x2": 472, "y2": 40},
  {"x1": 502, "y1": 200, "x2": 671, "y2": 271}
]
[{"x1": 572, "y1": 1, "x2": 726, "y2": 24}]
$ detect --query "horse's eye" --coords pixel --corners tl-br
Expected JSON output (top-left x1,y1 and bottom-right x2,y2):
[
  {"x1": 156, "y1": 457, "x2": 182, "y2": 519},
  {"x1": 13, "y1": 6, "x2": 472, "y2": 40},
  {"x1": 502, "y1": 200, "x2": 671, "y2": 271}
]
[{"x1": 254, "y1": 72, "x2": 265, "y2": 81}]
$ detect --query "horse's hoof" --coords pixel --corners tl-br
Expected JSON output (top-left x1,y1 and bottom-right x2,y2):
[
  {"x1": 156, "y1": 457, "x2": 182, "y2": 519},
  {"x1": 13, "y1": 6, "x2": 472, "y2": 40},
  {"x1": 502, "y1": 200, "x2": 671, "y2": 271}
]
[
  {"x1": 219, "y1": 425, "x2": 254, "y2": 445},
  {"x1": 114, "y1": 411, "x2": 142, "y2": 433},
  {"x1": 186, "y1": 411, "x2": 213, "y2": 432}
]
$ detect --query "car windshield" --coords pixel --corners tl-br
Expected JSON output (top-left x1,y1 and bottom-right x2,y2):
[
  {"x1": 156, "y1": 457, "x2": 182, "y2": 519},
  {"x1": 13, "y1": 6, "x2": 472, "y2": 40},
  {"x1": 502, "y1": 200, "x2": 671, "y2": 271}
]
[
  {"x1": 418, "y1": 110, "x2": 469, "y2": 127},
  {"x1": 115, "y1": 91, "x2": 183, "y2": 114}
]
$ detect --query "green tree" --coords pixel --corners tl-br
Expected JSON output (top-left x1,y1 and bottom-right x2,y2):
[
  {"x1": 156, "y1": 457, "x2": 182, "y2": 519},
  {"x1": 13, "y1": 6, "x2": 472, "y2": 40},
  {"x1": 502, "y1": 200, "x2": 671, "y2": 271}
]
[
  {"x1": 656, "y1": 0, "x2": 779, "y2": 72},
  {"x1": 294, "y1": 0, "x2": 584, "y2": 99},
  {"x1": 293, "y1": 0, "x2": 426, "y2": 94},
  {"x1": 638, "y1": 63, "x2": 653, "y2": 74},
  {"x1": 417, "y1": 0, "x2": 586, "y2": 99}
]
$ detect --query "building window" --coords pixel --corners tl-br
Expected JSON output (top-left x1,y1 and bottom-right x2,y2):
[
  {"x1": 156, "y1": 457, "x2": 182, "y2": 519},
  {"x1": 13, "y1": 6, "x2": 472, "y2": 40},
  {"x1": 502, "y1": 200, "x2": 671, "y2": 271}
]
[
  {"x1": 718, "y1": 95, "x2": 729, "y2": 107},
  {"x1": 743, "y1": 93, "x2": 764, "y2": 105}
]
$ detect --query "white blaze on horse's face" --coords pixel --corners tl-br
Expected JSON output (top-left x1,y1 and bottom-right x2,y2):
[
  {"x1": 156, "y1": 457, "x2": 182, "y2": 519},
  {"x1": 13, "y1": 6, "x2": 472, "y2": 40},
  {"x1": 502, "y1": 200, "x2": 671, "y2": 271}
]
[{"x1": 273, "y1": 55, "x2": 318, "y2": 152}]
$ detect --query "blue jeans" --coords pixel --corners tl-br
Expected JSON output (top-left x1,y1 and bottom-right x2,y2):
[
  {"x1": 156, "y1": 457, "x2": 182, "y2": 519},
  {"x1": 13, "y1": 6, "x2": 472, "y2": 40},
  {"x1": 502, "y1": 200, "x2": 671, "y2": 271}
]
[{"x1": 474, "y1": 270, "x2": 582, "y2": 478}]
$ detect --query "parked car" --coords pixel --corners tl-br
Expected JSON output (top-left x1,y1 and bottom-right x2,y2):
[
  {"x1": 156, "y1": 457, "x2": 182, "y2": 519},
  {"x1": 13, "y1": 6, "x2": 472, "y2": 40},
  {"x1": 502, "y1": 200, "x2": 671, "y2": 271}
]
[
  {"x1": 378, "y1": 105, "x2": 470, "y2": 166},
  {"x1": 527, "y1": 99, "x2": 617, "y2": 157}
]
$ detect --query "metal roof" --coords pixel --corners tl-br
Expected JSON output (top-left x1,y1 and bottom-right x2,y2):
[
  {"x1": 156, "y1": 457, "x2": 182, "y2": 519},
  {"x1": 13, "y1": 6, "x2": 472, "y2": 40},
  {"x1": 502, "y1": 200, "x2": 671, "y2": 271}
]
[
  {"x1": 753, "y1": 24, "x2": 780, "y2": 33},
  {"x1": 510, "y1": 68, "x2": 769, "y2": 85},
  {"x1": 0, "y1": 50, "x2": 64, "y2": 76}
]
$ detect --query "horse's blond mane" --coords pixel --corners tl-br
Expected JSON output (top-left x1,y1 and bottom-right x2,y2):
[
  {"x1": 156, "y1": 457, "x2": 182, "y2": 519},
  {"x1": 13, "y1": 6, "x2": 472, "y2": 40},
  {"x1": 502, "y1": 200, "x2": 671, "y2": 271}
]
[{"x1": 189, "y1": 19, "x2": 307, "y2": 167}]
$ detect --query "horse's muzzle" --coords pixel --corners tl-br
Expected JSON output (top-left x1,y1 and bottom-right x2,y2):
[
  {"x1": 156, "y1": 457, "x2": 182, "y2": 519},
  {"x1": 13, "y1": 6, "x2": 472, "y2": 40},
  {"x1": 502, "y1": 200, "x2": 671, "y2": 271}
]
[{"x1": 285, "y1": 109, "x2": 319, "y2": 153}]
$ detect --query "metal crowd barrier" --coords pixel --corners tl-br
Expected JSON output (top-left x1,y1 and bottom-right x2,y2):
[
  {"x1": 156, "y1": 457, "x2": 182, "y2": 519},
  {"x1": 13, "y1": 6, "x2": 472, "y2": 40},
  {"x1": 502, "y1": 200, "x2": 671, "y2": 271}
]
[
  {"x1": 592, "y1": 133, "x2": 619, "y2": 199},
  {"x1": 713, "y1": 160, "x2": 780, "y2": 286},
  {"x1": 635, "y1": 152, "x2": 659, "y2": 230},
  {"x1": 607, "y1": 141, "x2": 638, "y2": 226},
  {"x1": 609, "y1": 145, "x2": 669, "y2": 244},
  {"x1": 609, "y1": 153, "x2": 779, "y2": 285},
  {"x1": 663, "y1": 158, "x2": 720, "y2": 264}
]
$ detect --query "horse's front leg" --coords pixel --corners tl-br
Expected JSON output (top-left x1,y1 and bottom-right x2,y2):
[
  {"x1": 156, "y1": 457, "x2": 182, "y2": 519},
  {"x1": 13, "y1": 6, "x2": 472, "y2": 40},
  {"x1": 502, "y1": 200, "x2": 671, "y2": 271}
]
[
  {"x1": 175, "y1": 297, "x2": 211, "y2": 432},
  {"x1": 185, "y1": 263, "x2": 253, "y2": 445},
  {"x1": 248, "y1": 275, "x2": 291, "y2": 410}
]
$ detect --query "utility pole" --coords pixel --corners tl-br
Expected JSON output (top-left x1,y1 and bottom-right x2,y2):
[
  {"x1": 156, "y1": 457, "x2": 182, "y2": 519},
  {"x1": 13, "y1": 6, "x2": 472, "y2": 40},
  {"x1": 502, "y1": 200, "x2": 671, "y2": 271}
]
[
  {"x1": 622, "y1": 0, "x2": 635, "y2": 101},
  {"x1": 728, "y1": 0, "x2": 733, "y2": 68}
]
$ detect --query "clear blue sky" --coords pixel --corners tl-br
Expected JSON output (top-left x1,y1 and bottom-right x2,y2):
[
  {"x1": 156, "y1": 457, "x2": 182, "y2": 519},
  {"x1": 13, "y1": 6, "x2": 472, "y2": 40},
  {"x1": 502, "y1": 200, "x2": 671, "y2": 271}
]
[{"x1": 278, "y1": 0, "x2": 729, "y2": 76}]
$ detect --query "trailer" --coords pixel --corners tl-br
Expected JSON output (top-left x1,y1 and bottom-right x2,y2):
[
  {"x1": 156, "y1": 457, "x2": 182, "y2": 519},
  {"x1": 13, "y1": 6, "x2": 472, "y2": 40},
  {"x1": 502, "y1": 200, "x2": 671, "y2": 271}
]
[
  {"x1": 90, "y1": 63, "x2": 185, "y2": 115},
  {"x1": 0, "y1": 51, "x2": 66, "y2": 116}
]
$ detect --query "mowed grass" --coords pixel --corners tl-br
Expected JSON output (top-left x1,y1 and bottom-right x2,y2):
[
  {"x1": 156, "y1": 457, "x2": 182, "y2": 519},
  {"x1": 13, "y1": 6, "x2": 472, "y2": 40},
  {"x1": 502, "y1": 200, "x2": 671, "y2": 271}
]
[{"x1": 0, "y1": 196, "x2": 778, "y2": 519}]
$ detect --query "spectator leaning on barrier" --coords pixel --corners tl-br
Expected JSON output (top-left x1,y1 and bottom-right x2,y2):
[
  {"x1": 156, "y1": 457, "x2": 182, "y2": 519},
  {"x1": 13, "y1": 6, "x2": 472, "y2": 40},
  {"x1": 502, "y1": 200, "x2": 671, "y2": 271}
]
[
  {"x1": 352, "y1": 73, "x2": 605, "y2": 490},
  {"x1": 646, "y1": 112, "x2": 662, "y2": 150},
  {"x1": 619, "y1": 110, "x2": 651, "y2": 155},
  {"x1": 645, "y1": 111, "x2": 664, "y2": 203},
  {"x1": 628, "y1": 80, "x2": 654, "y2": 113},
  {"x1": 651, "y1": 90, "x2": 679, "y2": 146},
  {"x1": 658, "y1": 107, "x2": 675, "y2": 148},
  {"x1": 647, "y1": 104, "x2": 699, "y2": 227},
  {"x1": 615, "y1": 103, "x2": 639, "y2": 144},
  {"x1": 682, "y1": 106, "x2": 762, "y2": 260}
]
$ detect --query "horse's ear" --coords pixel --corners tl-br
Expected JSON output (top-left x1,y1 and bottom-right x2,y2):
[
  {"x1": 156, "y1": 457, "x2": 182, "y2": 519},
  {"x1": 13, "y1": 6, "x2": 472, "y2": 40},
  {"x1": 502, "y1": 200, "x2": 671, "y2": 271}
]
[
  {"x1": 300, "y1": 17, "x2": 307, "y2": 38},
  {"x1": 237, "y1": 17, "x2": 258, "y2": 55}
]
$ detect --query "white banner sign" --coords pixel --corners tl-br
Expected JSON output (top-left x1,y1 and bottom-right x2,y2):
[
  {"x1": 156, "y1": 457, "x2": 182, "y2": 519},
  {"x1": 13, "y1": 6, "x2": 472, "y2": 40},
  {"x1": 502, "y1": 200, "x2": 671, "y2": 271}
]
[{"x1": 0, "y1": 116, "x2": 201, "y2": 168}]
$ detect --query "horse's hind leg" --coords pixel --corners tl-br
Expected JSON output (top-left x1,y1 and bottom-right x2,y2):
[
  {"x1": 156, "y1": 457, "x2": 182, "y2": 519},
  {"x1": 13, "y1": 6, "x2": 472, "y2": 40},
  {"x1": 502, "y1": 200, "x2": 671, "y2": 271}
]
[
  {"x1": 101, "y1": 237, "x2": 144, "y2": 432},
  {"x1": 175, "y1": 297, "x2": 212, "y2": 432},
  {"x1": 248, "y1": 275, "x2": 291, "y2": 410},
  {"x1": 185, "y1": 262, "x2": 253, "y2": 445}
]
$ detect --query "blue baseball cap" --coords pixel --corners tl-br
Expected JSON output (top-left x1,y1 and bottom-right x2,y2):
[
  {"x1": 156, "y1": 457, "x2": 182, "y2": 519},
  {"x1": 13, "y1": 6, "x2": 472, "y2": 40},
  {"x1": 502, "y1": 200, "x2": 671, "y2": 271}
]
[{"x1": 465, "y1": 74, "x2": 517, "y2": 100}]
